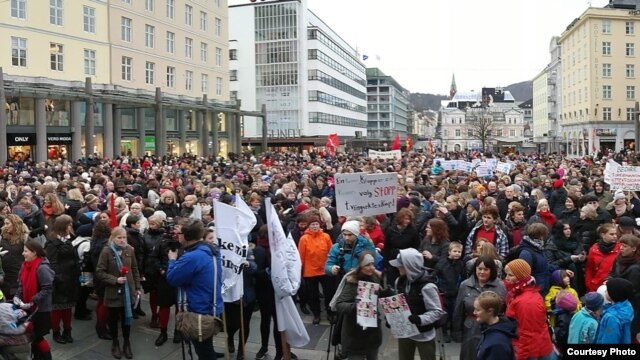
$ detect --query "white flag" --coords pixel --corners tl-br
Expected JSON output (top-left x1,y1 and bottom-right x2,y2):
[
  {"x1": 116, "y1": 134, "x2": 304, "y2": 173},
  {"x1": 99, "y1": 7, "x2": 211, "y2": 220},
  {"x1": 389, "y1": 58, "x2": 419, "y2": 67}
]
[
  {"x1": 235, "y1": 194, "x2": 257, "y2": 241},
  {"x1": 214, "y1": 201, "x2": 251, "y2": 302}
]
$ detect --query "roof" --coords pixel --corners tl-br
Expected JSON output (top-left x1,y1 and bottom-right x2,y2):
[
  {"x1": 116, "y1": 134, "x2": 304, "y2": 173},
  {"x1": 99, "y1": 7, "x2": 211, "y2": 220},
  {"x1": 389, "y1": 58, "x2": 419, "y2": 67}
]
[{"x1": 518, "y1": 99, "x2": 533, "y2": 109}]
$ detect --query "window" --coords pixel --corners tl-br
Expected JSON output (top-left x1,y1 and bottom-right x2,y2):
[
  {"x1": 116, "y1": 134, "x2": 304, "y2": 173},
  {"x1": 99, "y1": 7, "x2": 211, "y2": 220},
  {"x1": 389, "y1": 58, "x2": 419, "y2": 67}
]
[
  {"x1": 602, "y1": 63, "x2": 611, "y2": 77},
  {"x1": 627, "y1": 85, "x2": 636, "y2": 100},
  {"x1": 627, "y1": 64, "x2": 635, "y2": 78},
  {"x1": 200, "y1": 42, "x2": 208, "y2": 62},
  {"x1": 121, "y1": 56, "x2": 132, "y2": 81},
  {"x1": 83, "y1": 49, "x2": 96, "y2": 75},
  {"x1": 121, "y1": 17, "x2": 132, "y2": 42},
  {"x1": 166, "y1": 66, "x2": 175, "y2": 87},
  {"x1": 145, "y1": 62, "x2": 155, "y2": 84},
  {"x1": 122, "y1": 0, "x2": 131, "y2": 3},
  {"x1": 455, "y1": 129, "x2": 461, "y2": 137},
  {"x1": 11, "y1": 37, "x2": 27, "y2": 67},
  {"x1": 185, "y1": 38, "x2": 192, "y2": 59},
  {"x1": 215, "y1": 0, "x2": 221, "y2": 7},
  {"x1": 626, "y1": 43, "x2": 635, "y2": 56},
  {"x1": 510, "y1": 129, "x2": 516, "y2": 137},
  {"x1": 216, "y1": 77, "x2": 222, "y2": 96},
  {"x1": 602, "y1": 41, "x2": 611, "y2": 55},
  {"x1": 49, "y1": 0, "x2": 63, "y2": 25},
  {"x1": 603, "y1": 107, "x2": 612, "y2": 121},
  {"x1": 602, "y1": 20, "x2": 611, "y2": 33},
  {"x1": 83, "y1": 6, "x2": 95, "y2": 33},
  {"x1": 145, "y1": 25, "x2": 155, "y2": 48},
  {"x1": 215, "y1": 47, "x2": 222, "y2": 66},
  {"x1": 11, "y1": 0, "x2": 26, "y2": 19},
  {"x1": 201, "y1": 74, "x2": 208, "y2": 93},
  {"x1": 166, "y1": 31, "x2": 175, "y2": 53},
  {"x1": 166, "y1": 0, "x2": 174, "y2": 19},
  {"x1": 230, "y1": 70, "x2": 237, "y2": 81},
  {"x1": 185, "y1": 5, "x2": 192, "y2": 26},
  {"x1": 215, "y1": 17, "x2": 222, "y2": 37},
  {"x1": 200, "y1": 11, "x2": 207, "y2": 31},
  {"x1": 627, "y1": 107, "x2": 636, "y2": 121},
  {"x1": 467, "y1": 129, "x2": 473, "y2": 137},
  {"x1": 627, "y1": 21, "x2": 635, "y2": 35},
  {"x1": 603, "y1": 85, "x2": 612, "y2": 99},
  {"x1": 145, "y1": 0, "x2": 154, "y2": 11},
  {"x1": 50, "y1": 43, "x2": 63, "y2": 71},
  {"x1": 229, "y1": 49, "x2": 237, "y2": 60},
  {"x1": 495, "y1": 129, "x2": 502, "y2": 137},
  {"x1": 185, "y1": 70, "x2": 193, "y2": 90}
]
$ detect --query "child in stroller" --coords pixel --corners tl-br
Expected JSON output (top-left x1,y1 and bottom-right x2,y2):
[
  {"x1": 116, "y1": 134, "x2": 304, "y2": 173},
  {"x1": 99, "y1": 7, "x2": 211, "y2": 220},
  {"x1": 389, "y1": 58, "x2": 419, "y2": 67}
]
[{"x1": 0, "y1": 297, "x2": 33, "y2": 360}]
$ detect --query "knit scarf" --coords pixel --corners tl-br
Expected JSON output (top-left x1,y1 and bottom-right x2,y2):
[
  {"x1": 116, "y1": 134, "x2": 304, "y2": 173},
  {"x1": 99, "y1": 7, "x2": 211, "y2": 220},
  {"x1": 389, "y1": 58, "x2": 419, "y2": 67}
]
[
  {"x1": 616, "y1": 250, "x2": 640, "y2": 274},
  {"x1": 19, "y1": 257, "x2": 43, "y2": 306},
  {"x1": 523, "y1": 235, "x2": 545, "y2": 251},
  {"x1": 504, "y1": 275, "x2": 536, "y2": 306},
  {"x1": 42, "y1": 205, "x2": 55, "y2": 220},
  {"x1": 538, "y1": 210, "x2": 556, "y2": 226},
  {"x1": 598, "y1": 240, "x2": 616, "y2": 254},
  {"x1": 110, "y1": 244, "x2": 133, "y2": 326}
]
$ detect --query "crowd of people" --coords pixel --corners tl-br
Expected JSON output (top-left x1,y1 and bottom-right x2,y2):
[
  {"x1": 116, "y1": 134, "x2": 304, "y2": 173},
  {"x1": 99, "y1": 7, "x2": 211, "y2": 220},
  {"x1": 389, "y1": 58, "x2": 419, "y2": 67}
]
[{"x1": 0, "y1": 149, "x2": 638, "y2": 360}]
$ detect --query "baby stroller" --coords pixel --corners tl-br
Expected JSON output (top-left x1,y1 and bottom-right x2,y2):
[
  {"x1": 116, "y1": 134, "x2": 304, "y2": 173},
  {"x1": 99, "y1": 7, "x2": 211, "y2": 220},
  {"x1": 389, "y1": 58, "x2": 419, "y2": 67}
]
[{"x1": 0, "y1": 301, "x2": 34, "y2": 360}]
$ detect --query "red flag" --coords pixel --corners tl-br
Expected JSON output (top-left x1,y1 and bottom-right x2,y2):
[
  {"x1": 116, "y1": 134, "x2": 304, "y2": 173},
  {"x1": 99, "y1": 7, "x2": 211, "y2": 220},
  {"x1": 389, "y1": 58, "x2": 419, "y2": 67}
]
[
  {"x1": 110, "y1": 194, "x2": 118, "y2": 228},
  {"x1": 326, "y1": 133, "x2": 339, "y2": 156},
  {"x1": 406, "y1": 136, "x2": 413, "y2": 151},
  {"x1": 428, "y1": 140, "x2": 434, "y2": 154},
  {"x1": 392, "y1": 134, "x2": 400, "y2": 151}
]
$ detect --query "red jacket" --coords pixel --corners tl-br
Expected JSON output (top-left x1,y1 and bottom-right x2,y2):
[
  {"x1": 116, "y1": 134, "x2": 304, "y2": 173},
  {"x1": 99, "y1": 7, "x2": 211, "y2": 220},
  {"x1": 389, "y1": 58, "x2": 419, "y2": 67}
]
[
  {"x1": 367, "y1": 224, "x2": 385, "y2": 250},
  {"x1": 585, "y1": 241, "x2": 621, "y2": 292},
  {"x1": 506, "y1": 286, "x2": 553, "y2": 360}
]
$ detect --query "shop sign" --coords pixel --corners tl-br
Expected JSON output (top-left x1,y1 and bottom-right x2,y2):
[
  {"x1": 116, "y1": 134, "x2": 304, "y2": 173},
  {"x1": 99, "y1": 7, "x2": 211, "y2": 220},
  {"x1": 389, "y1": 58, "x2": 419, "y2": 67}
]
[
  {"x1": 7, "y1": 133, "x2": 36, "y2": 146},
  {"x1": 47, "y1": 134, "x2": 73, "y2": 145},
  {"x1": 596, "y1": 129, "x2": 617, "y2": 136},
  {"x1": 267, "y1": 129, "x2": 301, "y2": 139},
  {"x1": 144, "y1": 136, "x2": 156, "y2": 151}
]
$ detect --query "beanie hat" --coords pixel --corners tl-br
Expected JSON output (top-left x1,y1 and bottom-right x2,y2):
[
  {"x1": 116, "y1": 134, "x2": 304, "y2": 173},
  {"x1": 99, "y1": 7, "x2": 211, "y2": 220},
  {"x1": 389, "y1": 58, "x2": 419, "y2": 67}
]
[
  {"x1": 583, "y1": 292, "x2": 605, "y2": 311},
  {"x1": 614, "y1": 189, "x2": 626, "y2": 201},
  {"x1": 553, "y1": 179, "x2": 564, "y2": 189},
  {"x1": 597, "y1": 284, "x2": 612, "y2": 305},
  {"x1": 341, "y1": 220, "x2": 360, "y2": 236},
  {"x1": 307, "y1": 215, "x2": 321, "y2": 225},
  {"x1": 550, "y1": 270, "x2": 566, "y2": 287},
  {"x1": 295, "y1": 203, "x2": 310, "y2": 214},
  {"x1": 606, "y1": 278, "x2": 634, "y2": 303},
  {"x1": 555, "y1": 290, "x2": 578, "y2": 312},
  {"x1": 467, "y1": 199, "x2": 481, "y2": 211},
  {"x1": 396, "y1": 197, "x2": 410, "y2": 211},
  {"x1": 506, "y1": 259, "x2": 531, "y2": 281}
]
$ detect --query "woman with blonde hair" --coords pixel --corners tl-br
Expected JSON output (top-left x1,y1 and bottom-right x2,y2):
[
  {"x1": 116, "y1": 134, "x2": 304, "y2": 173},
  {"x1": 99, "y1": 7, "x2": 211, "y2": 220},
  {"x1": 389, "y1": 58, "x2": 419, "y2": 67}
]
[
  {"x1": 64, "y1": 188, "x2": 84, "y2": 219},
  {"x1": 157, "y1": 190, "x2": 180, "y2": 219},
  {"x1": 0, "y1": 214, "x2": 30, "y2": 298}
]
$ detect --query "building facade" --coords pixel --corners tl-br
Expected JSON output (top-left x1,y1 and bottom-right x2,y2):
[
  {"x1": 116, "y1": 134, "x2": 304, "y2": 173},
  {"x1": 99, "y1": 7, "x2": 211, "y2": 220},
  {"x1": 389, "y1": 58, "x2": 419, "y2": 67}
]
[
  {"x1": 229, "y1": 0, "x2": 367, "y2": 152},
  {"x1": 1, "y1": 0, "x2": 234, "y2": 162},
  {"x1": 366, "y1": 68, "x2": 410, "y2": 145},
  {"x1": 558, "y1": 3, "x2": 640, "y2": 156},
  {"x1": 532, "y1": 70, "x2": 550, "y2": 152}
]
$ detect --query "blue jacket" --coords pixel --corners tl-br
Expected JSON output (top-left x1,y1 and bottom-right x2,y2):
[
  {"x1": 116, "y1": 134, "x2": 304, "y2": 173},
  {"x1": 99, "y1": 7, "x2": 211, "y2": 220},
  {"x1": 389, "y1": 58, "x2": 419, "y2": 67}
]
[
  {"x1": 325, "y1": 235, "x2": 382, "y2": 275},
  {"x1": 167, "y1": 242, "x2": 223, "y2": 316},
  {"x1": 519, "y1": 238, "x2": 550, "y2": 295},
  {"x1": 568, "y1": 307, "x2": 599, "y2": 344},
  {"x1": 595, "y1": 300, "x2": 633, "y2": 344},
  {"x1": 476, "y1": 317, "x2": 517, "y2": 360}
]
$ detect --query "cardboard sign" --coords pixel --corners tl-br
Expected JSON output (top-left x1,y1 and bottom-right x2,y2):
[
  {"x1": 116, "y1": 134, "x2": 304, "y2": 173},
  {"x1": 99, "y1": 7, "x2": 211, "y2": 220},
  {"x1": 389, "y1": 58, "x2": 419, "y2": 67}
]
[
  {"x1": 378, "y1": 294, "x2": 420, "y2": 339},
  {"x1": 475, "y1": 165, "x2": 493, "y2": 178},
  {"x1": 356, "y1": 281, "x2": 380, "y2": 328},
  {"x1": 335, "y1": 173, "x2": 398, "y2": 216},
  {"x1": 495, "y1": 162, "x2": 512, "y2": 174},
  {"x1": 368, "y1": 150, "x2": 401, "y2": 160},
  {"x1": 604, "y1": 159, "x2": 620, "y2": 185},
  {"x1": 610, "y1": 165, "x2": 640, "y2": 191}
]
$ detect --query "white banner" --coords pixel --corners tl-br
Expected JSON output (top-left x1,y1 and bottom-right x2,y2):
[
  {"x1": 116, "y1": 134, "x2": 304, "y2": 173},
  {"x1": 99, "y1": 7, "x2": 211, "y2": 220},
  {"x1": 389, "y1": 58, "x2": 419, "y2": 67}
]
[
  {"x1": 335, "y1": 172, "x2": 398, "y2": 217},
  {"x1": 604, "y1": 159, "x2": 620, "y2": 185},
  {"x1": 610, "y1": 165, "x2": 640, "y2": 191},
  {"x1": 368, "y1": 149, "x2": 402, "y2": 160},
  {"x1": 475, "y1": 165, "x2": 493, "y2": 178},
  {"x1": 495, "y1": 162, "x2": 513, "y2": 174},
  {"x1": 357, "y1": 281, "x2": 380, "y2": 328}
]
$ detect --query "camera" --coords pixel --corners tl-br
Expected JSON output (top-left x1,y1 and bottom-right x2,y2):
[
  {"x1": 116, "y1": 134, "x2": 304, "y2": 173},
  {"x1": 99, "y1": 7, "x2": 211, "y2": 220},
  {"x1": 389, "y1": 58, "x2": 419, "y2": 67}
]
[{"x1": 163, "y1": 218, "x2": 181, "y2": 252}]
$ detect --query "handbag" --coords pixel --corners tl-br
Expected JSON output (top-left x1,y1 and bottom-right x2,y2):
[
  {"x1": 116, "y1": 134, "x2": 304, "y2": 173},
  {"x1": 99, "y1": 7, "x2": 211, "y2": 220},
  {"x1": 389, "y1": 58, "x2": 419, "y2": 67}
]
[{"x1": 175, "y1": 246, "x2": 222, "y2": 342}]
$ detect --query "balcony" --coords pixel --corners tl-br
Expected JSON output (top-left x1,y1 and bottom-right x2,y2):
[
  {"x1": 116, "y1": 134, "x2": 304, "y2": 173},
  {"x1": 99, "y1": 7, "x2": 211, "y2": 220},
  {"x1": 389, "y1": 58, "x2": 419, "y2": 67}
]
[
  {"x1": 547, "y1": 96, "x2": 556, "y2": 103},
  {"x1": 547, "y1": 77, "x2": 557, "y2": 85}
]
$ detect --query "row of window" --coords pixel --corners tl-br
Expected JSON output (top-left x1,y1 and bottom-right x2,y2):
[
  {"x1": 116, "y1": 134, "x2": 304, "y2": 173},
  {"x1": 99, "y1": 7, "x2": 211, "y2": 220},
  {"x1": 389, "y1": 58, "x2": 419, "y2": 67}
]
[
  {"x1": 308, "y1": 91, "x2": 366, "y2": 113},
  {"x1": 601, "y1": 41, "x2": 636, "y2": 56},
  {"x1": 601, "y1": 19, "x2": 635, "y2": 35},
  {"x1": 307, "y1": 49, "x2": 365, "y2": 86},
  {"x1": 254, "y1": 3, "x2": 298, "y2": 42},
  {"x1": 563, "y1": 107, "x2": 636, "y2": 121},
  {"x1": 307, "y1": 29, "x2": 365, "y2": 74},
  {"x1": 308, "y1": 112, "x2": 367, "y2": 128},
  {"x1": 601, "y1": 63, "x2": 635, "y2": 78},
  {"x1": 442, "y1": 128, "x2": 522, "y2": 138},
  {"x1": 308, "y1": 69, "x2": 366, "y2": 100},
  {"x1": 255, "y1": 63, "x2": 298, "y2": 86},
  {"x1": 601, "y1": 85, "x2": 636, "y2": 100}
]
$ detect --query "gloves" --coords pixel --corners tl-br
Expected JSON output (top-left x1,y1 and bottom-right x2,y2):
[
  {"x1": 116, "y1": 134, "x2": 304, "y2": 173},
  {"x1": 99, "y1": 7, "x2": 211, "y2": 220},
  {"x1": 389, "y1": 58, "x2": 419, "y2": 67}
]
[
  {"x1": 0, "y1": 247, "x2": 7, "y2": 256},
  {"x1": 13, "y1": 298, "x2": 23, "y2": 307},
  {"x1": 377, "y1": 286, "x2": 394, "y2": 298},
  {"x1": 384, "y1": 320, "x2": 391, "y2": 329},
  {"x1": 20, "y1": 302, "x2": 32, "y2": 310},
  {"x1": 408, "y1": 315, "x2": 421, "y2": 325}
]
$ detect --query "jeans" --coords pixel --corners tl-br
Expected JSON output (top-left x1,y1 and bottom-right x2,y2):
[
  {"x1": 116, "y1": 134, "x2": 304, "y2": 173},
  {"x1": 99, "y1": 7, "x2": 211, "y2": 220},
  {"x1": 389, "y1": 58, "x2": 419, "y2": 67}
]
[{"x1": 191, "y1": 336, "x2": 214, "y2": 359}]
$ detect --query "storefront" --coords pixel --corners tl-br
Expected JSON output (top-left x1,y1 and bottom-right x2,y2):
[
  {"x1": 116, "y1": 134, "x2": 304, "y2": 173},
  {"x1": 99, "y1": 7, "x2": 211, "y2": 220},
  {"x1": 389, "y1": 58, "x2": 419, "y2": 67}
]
[
  {"x1": 7, "y1": 133, "x2": 36, "y2": 161},
  {"x1": 47, "y1": 133, "x2": 72, "y2": 160},
  {"x1": 120, "y1": 139, "x2": 140, "y2": 157}
]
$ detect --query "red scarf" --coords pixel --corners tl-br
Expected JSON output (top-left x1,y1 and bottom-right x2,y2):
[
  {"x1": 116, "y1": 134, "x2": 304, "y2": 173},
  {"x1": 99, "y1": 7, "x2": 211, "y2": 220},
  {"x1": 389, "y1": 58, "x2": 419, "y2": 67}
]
[
  {"x1": 42, "y1": 205, "x2": 55, "y2": 220},
  {"x1": 504, "y1": 275, "x2": 536, "y2": 306},
  {"x1": 538, "y1": 210, "x2": 557, "y2": 227},
  {"x1": 19, "y1": 257, "x2": 43, "y2": 305}
]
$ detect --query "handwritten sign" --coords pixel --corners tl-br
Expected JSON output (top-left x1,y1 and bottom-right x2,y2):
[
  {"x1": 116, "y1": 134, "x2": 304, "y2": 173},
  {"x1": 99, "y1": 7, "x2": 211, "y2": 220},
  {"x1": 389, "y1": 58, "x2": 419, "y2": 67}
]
[
  {"x1": 495, "y1": 162, "x2": 512, "y2": 174},
  {"x1": 458, "y1": 161, "x2": 475, "y2": 172},
  {"x1": 604, "y1": 160, "x2": 620, "y2": 185},
  {"x1": 610, "y1": 165, "x2": 640, "y2": 191},
  {"x1": 335, "y1": 173, "x2": 398, "y2": 217},
  {"x1": 369, "y1": 150, "x2": 401, "y2": 160},
  {"x1": 357, "y1": 281, "x2": 380, "y2": 328},
  {"x1": 378, "y1": 294, "x2": 419, "y2": 338},
  {"x1": 475, "y1": 165, "x2": 493, "y2": 178}
]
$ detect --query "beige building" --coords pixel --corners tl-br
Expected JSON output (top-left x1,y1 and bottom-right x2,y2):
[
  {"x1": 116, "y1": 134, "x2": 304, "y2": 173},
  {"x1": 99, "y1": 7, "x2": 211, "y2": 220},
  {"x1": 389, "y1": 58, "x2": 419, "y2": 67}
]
[
  {"x1": 559, "y1": 6, "x2": 640, "y2": 155},
  {"x1": 0, "y1": 0, "x2": 235, "y2": 162},
  {"x1": 532, "y1": 71, "x2": 549, "y2": 144}
]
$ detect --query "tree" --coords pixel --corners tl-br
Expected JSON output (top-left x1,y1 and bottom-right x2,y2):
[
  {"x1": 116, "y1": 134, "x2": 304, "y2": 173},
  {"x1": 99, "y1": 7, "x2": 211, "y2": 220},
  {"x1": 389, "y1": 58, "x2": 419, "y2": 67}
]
[{"x1": 467, "y1": 115, "x2": 495, "y2": 152}]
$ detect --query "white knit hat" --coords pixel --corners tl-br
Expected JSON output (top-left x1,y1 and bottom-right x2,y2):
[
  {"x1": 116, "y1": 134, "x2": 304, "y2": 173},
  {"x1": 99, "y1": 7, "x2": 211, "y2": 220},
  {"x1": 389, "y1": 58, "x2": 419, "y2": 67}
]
[{"x1": 341, "y1": 220, "x2": 360, "y2": 236}]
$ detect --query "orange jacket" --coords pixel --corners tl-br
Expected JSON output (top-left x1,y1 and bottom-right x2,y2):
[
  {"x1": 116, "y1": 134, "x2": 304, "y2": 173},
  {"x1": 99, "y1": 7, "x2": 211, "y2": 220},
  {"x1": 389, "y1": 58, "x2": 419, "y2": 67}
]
[{"x1": 299, "y1": 228, "x2": 333, "y2": 277}]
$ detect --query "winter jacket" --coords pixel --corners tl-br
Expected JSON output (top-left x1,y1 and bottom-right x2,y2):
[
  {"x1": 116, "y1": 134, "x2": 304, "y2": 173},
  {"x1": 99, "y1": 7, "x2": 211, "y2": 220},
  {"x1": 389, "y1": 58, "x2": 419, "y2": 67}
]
[
  {"x1": 22, "y1": 209, "x2": 45, "y2": 239},
  {"x1": 0, "y1": 235, "x2": 28, "y2": 298},
  {"x1": 452, "y1": 276, "x2": 506, "y2": 360},
  {"x1": 504, "y1": 218, "x2": 526, "y2": 248},
  {"x1": 575, "y1": 218, "x2": 599, "y2": 253},
  {"x1": 544, "y1": 235, "x2": 583, "y2": 273},
  {"x1": 64, "y1": 199, "x2": 83, "y2": 220},
  {"x1": 464, "y1": 223, "x2": 509, "y2": 260},
  {"x1": 298, "y1": 229, "x2": 333, "y2": 278},
  {"x1": 333, "y1": 273, "x2": 382, "y2": 356},
  {"x1": 167, "y1": 241, "x2": 223, "y2": 316},
  {"x1": 549, "y1": 187, "x2": 567, "y2": 215},
  {"x1": 15, "y1": 258, "x2": 54, "y2": 313},
  {"x1": 476, "y1": 317, "x2": 517, "y2": 360},
  {"x1": 382, "y1": 225, "x2": 420, "y2": 267},
  {"x1": 595, "y1": 300, "x2": 634, "y2": 344},
  {"x1": 418, "y1": 239, "x2": 450, "y2": 269},
  {"x1": 557, "y1": 208, "x2": 580, "y2": 227},
  {"x1": 435, "y1": 256, "x2": 464, "y2": 297},
  {"x1": 585, "y1": 241, "x2": 621, "y2": 292},
  {"x1": 553, "y1": 310, "x2": 574, "y2": 352},
  {"x1": 44, "y1": 236, "x2": 79, "y2": 306},
  {"x1": 518, "y1": 237, "x2": 551, "y2": 295},
  {"x1": 568, "y1": 307, "x2": 599, "y2": 344},
  {"x1": 586, "y1": 190, "x2": 613, "y2": 210},
  {"x1": 126, "y1": 227, "x2": 145, "y2": 275},
  {"x1": 156, "y1": 202, "x2": 180, "y2": 219},
  {"x1": 366, "y1": 224, "x2": 385, "y2": 250},
  {"x1": 325, "y1": 235, "x2": 383, "y2": 275},
  {"x1": 506, "y1": 285, "x2": 554, "y2": 360},
  {"x1": 608, "y1": 260, "x2": 640, "y2": 337},
  {"x1": 444, "y1": 207, "x2": 469, "y2": 243},
  {"x1": 141, "y1": 228, "x2": 165, "y2": 290},
  {"x1": 545, "y1": 285, "x2": 581, "y2": 314},
  {"x1": 95, "y1": 244, "x2": 142, "y2": 308}
]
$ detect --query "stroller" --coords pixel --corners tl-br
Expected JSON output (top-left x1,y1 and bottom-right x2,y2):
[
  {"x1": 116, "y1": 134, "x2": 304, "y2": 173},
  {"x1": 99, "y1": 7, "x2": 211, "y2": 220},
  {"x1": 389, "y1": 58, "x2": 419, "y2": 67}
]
[{"x1": 0, "y1": 301, "x2": 34, "y2": 360}]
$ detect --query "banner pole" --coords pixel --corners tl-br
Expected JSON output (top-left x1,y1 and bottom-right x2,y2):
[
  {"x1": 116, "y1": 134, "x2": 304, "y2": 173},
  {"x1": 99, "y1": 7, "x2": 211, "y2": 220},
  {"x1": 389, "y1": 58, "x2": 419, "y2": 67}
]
[{"x1": 239, "y1": 298, "x2": 246, "y2": 360}]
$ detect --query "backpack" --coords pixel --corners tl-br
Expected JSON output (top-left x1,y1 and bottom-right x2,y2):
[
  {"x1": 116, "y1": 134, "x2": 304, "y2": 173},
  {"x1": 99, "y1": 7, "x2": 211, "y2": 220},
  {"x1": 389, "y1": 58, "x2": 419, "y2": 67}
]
[
  {"x1": 414, "y1": 280, "x2": 448, "y2": 330},
  {"x1": 73, "y1": 238, "x2": 92, "y2": 273}
]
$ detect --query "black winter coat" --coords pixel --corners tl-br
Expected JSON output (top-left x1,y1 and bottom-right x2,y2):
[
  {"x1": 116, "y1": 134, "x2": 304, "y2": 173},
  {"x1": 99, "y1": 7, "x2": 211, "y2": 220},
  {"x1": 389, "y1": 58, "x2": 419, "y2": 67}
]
[
  {"x1": 44, "y1": 236, "x2": 79, "y2": 306},
  {"x1": 549, "y1": 188, "x2": 567, "y2": 215},
  {"x1": 419, "y1": 239, "x2": 450, "y2": 269},
  {"x1": 443, "y1": 207, "x2": 468, "y2": 244},
  {"x1": 0, "y1": 237, "x2": 26, "y2": 298},
  {"x1": 126, "y1": 227, "x2": 145, "y2": 273},
  {"x1": 557, "y1": 208, "x2": 580, "y2": 227},
  {"x1": 64, "y1": 199, "x2": 83, "y2": 220},
  {"x1": 23, "y1": 210, "x2": 45, "y2": 238},
  {"x1": 544, "y1": 235, "x2": 582, "y2": 271},
  {"x1": 156, "y1": 203, "x2": 180, "y2": 219},
  {"x1": 435, "y1": 257, "x2": 464, "y2": 297},
  {"x1": 574, "y1": 219, "x2": 599, "y2": 253},
  {"x1": 141, "y1": 228, "x2": 165, "y2": 290},
  {"x1": 382, "y1": 225, "x2": 420, "y2": 266}
]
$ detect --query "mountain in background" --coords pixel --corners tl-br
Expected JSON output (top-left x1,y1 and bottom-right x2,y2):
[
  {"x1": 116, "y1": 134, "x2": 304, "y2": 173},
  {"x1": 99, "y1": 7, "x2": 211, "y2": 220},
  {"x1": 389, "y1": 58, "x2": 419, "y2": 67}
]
[{"x1": 409, "y1": 80, "x2": 533, "y2": 111}]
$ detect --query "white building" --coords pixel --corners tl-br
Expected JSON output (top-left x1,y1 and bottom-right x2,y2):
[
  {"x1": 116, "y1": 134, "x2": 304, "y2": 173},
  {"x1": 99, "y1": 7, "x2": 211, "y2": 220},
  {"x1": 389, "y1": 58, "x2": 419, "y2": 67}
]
[
  {"x1": 532, "y1": 36, "x2": 562, "y2": 154},
  {"x1": 229, "y1": 0, "x2": 367, "y2": 152}
]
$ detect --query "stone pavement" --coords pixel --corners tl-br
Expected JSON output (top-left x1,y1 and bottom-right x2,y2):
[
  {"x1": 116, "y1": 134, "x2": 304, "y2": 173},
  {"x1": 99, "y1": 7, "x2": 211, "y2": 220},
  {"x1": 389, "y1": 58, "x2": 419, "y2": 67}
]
[{"x1": 50, "y1": 297, "x2": 461, "y2": 360}]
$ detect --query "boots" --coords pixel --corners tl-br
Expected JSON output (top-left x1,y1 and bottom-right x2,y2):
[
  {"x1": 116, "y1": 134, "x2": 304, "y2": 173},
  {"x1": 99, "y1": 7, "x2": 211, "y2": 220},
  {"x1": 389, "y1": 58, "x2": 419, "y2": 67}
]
[
  {"x1": 62, "y1": 328, "x2": 74, "y2": 343},
  {"x1": 149, "y1": 314, "x2": 160, "y2": 329},
  {"x1": 40, "y1": 352, "x2": 52, "y2": 360},
  {"x1": 52, "y1": 331, "x2": 66, "y2": 344},
  {"x1": 96, "y1": 326, "x2": 113, "y2": 340},
  {"x1": 155, "y1": 330, "x2": 168, "y2": 346},
  {"x1": 123, "y1": 338, "x2": 133, "y2": 359},
  {"x1": 111, "y1": 339, "x2": 122, "y2": 359}
]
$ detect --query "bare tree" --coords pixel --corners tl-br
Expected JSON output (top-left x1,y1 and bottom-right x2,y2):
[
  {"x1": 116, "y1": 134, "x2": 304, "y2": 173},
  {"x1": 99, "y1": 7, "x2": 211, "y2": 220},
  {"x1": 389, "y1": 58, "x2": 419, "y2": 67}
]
[{"x1": 467, "y1": 115, "x2": 495, "y2": 151}]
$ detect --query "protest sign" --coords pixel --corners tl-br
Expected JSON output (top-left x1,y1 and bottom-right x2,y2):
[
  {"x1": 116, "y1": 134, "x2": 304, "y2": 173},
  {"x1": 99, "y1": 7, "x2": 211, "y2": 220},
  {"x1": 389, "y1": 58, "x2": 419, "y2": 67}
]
[
  {"x1": 335, "y1": 172, "x2": 397, "y2": 217},
  {"x1": 357, "y1": 281, "x2": 380, "y2": 328},
  {"x1": 458, "y1": 161, "x2": 475, "y2": 172},
  {"x1": 609, "y1": 165, "x2": 640, "y2": 191},
  {"x1": 378, "y1": 294, "x2": 419, "y2": 338},
  {"x1": 475, "y1": 165, "x2": 492, "y2": 178},
  {"x1": 495, "y1": 162, "x2": 512, "y2": 174},
  {"x1": 369, "y1": 149, "x2": 401, "y2": 160},
  {"x1": 604, "y1": 159, "x2": 620, "y2": 185},
  {"x1": 485, "y1": 158, "x2": 498, "y2": 169}
]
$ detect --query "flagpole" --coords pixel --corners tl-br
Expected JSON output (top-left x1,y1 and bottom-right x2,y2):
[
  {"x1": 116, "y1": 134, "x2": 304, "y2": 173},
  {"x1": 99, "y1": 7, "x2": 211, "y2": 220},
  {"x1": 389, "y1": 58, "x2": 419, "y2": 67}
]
[{"x1": 239, "y1": 298, "x2": 246, "y2": 360}]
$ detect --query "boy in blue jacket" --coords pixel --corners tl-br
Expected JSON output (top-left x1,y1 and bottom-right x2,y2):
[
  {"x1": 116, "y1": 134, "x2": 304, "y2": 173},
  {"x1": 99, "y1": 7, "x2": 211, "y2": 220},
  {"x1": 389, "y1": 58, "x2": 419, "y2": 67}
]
[
  {"x1": 474, "y1": 291, "x2": 516, "y2": 360},
  {"x1": 595, "y1": 278, "x2": 634, "y2": 344},
  {"x1": 568, "y1": 292, "x2": 603, "y2": 344}
]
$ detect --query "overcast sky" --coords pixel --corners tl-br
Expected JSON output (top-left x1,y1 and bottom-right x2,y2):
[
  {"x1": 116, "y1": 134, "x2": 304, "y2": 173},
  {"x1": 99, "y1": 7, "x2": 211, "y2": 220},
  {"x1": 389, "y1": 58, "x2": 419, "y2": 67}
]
[{"x1": 228, "y1": 0, "x2": 610, "y2": 94}]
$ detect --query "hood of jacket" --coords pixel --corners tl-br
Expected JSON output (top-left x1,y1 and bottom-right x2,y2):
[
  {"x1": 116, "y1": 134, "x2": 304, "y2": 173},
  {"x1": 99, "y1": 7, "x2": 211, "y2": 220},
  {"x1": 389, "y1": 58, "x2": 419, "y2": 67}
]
[
  {"x1": 398, "y1": 248, "x2": 434, "y2": 283},
  {"x1": 481, "y1": 317, "x2": 517, "y2": 339},
  {"x1": 303, "y1": 228, "x2": 326, "y2": 238},
  {"x1": 603, "y1": 300, "x2": 634, "y2": 323}
]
